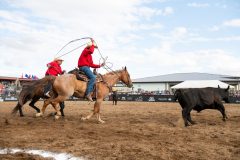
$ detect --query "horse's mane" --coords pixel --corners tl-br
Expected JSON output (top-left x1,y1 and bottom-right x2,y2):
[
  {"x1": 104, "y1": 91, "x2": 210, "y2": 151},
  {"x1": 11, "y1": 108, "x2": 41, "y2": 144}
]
[{"x1": 103, "y1": 69, "x2": 123, "y2": 76}]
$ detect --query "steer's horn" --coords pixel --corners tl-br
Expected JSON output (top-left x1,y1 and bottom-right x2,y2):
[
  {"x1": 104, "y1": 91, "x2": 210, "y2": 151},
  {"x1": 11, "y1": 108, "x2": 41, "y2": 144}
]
[{"x1": 226, "y1": 85, "x2": 230, "y2": 91}]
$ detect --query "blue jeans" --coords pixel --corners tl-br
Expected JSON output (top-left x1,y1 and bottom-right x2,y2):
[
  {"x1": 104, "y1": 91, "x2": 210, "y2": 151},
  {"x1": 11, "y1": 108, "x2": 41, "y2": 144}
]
[{"x1": 79, "y1": 66, "x2": 96, "y2": 95}]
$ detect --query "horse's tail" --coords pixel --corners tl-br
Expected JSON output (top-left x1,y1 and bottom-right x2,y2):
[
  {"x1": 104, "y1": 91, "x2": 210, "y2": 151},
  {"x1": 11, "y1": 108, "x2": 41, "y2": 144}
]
[{"x1": 12, "y1": 88, "x2": 30, "y2": 114}]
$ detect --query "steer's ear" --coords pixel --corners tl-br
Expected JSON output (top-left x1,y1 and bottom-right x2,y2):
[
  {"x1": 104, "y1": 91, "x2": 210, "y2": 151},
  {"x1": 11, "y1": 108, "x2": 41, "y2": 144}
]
[{"x1": 226, "y1": 85, "x2": 230, "y2": 91}]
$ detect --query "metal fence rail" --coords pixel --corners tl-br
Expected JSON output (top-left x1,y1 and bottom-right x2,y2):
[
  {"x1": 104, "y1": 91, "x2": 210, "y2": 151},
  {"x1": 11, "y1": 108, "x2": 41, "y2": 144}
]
[{"x1": 2, "y1": 93, "x2": 240, "y2": 104}]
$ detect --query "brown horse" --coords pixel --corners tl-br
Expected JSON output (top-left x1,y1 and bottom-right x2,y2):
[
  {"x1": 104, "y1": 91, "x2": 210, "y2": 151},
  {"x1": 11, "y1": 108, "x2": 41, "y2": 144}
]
[
  {"x1": 12, "y1": 69, "x2": 83, "y2": 117},
  {"x1": 11, "y1": 76, "x2": 64, "y2": 116},
  {"x1": 36, "y1": 67, "x2": 133, "y2": 123}
]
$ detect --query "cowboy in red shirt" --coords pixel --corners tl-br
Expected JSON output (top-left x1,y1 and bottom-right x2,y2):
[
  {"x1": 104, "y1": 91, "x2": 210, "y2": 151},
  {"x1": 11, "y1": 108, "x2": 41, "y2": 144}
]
[
  {"x1": 78, "y1": 38, "x2": 105, "y2": 101},
  {"x1": 45, "y1": 58, "x2": 64, "y2": 76},
  {"x1": 44, "y1": 58, "x2": 65, "y2": 97},
  {"x1": 44, "y1": 58, "x2": 65, "y2": 116}
]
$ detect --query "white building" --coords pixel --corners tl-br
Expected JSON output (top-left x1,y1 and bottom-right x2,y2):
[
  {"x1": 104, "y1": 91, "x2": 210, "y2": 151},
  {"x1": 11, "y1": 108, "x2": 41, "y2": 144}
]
[{"x1": 132, "y1": 72, "x2": 240, "y2": 93}]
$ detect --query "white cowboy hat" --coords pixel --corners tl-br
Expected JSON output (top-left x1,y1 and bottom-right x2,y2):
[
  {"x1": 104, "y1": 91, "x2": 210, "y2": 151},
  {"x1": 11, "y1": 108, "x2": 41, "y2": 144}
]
[
  {"x1": 86, "y1": 42, "x2": 92, "y2": 47},
  {"x1": 86, "y1": 41, "x2": 97, "y2": 48},
  {"x1": 54, "y1": 58, "x2": 64, "y2": 62}
]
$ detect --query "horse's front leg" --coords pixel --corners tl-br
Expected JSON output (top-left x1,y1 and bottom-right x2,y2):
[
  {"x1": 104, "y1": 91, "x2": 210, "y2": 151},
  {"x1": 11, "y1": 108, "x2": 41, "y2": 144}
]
[
  {"x1": 52, "y1": 103, "x2": 62, "y2": 120},
  {"x1": 96, "y1": 112, "x2": 105, "y2": 124},
  {"x1": 50, "y1": 95, "x2": 67, "y2": 120},
  {"x1": 81, "y1": 99, "x2": 104, "y2": 123},
  {"x1": 36, "y1": 100, "x2": 50, "y2": 117}
]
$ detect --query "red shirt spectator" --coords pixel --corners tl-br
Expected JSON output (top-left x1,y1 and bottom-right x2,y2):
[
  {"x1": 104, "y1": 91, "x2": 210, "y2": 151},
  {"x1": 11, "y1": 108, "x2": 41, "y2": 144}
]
[{"x1": 45, "y1": 58, "x2": 64, "y2": 76}]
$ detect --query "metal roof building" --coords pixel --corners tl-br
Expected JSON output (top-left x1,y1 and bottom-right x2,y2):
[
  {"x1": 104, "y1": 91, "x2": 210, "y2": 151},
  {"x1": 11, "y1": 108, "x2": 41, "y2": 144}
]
[{"x1": 132, "y1": 72, "x2": 240, "y2": 92}]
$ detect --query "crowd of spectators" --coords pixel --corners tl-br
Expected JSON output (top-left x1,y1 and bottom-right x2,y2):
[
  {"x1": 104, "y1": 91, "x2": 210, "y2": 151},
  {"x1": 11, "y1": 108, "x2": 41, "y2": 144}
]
[
  {"x1": 118, "y1": 90, "x2": 173, "y2": 95},
  {"x1": 0, "y1": 81, "x2": 20, "y2": 97},
  {"x1": 229, "y1": 90, "x2": 240, "y2": 97}
]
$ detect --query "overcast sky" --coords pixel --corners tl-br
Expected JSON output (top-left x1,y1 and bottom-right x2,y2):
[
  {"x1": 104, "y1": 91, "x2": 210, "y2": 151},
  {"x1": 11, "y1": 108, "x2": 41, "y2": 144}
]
[{"x1": 0, "y1": 0, "x2": 240, "y2": 79}]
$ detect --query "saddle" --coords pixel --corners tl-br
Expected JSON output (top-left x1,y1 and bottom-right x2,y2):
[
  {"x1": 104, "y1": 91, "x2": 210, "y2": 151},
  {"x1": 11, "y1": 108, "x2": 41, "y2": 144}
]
[
  {"x1": 69, "y1": 68, "x2": 112, "y2": 99},
  {"x1": 72, "y1": 68, "x2": 103, "y2": 82}
]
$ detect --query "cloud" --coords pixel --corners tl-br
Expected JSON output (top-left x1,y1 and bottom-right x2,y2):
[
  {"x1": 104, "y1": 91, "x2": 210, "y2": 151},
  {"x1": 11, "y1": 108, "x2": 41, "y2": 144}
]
[
  {"x1": 133, "y1": 6, "x2": 174, "y2": 20},
  {"x1": 223, "y1": 19, "x2": 240, "y2": 27},
  {"x1": 156, "y1": 6, "x2": 174, "y2": 16},
  {"x1": 133, "y1": 47, "x2": 240, "y2": 77},
  {"x1": 171, "y1": 27, "x2": 188, "y2": 38},
  {"x1": 0, "y1": 0, "x2": 145, "y2": 77},
  {"x1": 187, "y1": 35, "x2": 240, "y2": 42},
  {"x1": 187, "y1": 2, "x2": 210, "y2": 8},
  {"x1": 209, "y1": 25, "x2": 220, "y2": 32},
  {"x1": 0, "y1": 0, "x2": 239, "y2": 79}
]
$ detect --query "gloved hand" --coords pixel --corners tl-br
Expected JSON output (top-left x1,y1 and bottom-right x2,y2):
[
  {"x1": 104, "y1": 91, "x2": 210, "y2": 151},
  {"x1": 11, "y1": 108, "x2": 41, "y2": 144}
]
[{"x1": 100, "y1": 62, "x2": 105, "y2": 67}]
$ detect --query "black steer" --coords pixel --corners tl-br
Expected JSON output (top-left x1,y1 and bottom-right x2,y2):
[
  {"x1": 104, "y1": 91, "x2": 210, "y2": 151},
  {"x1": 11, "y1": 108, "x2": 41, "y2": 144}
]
[{"x1": 174, "y1": 86, "x2": 230, "y2": 127}]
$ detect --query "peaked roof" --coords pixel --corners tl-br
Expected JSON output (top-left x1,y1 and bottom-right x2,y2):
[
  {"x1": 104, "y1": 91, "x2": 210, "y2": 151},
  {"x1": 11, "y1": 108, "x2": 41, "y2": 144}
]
[
  {"x1": 171, "y1": 80, "x2": 234, "y2": 89},
  {"x1": 133, "y1": 72, "x2": 238, "y2": 83}
]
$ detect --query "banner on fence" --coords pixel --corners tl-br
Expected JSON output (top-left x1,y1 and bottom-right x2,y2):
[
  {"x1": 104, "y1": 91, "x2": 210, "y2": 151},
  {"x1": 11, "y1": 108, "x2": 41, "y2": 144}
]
[{"x1": 1, "y1": 94, "x2": 240, "y2": 103}]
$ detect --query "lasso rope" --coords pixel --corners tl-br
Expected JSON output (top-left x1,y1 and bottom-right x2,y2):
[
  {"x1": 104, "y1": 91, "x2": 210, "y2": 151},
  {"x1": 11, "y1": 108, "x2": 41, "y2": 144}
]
[
  {"x1": 54, "y1": 37, "x2": 92, "y2": 58},
  {"x1": 54, "y1": 37, "x2": 120, "y2": 76}
]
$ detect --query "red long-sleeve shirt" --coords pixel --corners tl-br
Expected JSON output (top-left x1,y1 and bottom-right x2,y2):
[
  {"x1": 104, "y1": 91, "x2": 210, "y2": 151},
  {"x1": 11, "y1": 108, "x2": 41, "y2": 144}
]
[
  {"x1": 45, "y1": 61, "x2": 63, "y2": 76},
  {"x1": 78, "y1": 45, "x2": 100, "y2": 68}
]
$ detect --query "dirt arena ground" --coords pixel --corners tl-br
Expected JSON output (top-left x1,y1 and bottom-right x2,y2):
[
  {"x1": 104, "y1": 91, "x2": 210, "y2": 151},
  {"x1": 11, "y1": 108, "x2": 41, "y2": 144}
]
[{"x1": 0, "y1": 101, "x2": 239, "y2": 160}]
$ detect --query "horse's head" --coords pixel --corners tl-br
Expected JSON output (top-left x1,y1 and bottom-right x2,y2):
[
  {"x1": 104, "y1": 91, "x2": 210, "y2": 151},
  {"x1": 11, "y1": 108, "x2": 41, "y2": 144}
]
[{"x1": 119, "y1": 66, "x2": 133, "y2": 88}]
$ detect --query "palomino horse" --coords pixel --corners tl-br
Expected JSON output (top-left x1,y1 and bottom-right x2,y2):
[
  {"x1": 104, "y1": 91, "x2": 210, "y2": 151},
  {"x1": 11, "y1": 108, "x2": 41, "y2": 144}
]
[{"x1": 36, "y1": 67, "x2": 133, "y2": 123}]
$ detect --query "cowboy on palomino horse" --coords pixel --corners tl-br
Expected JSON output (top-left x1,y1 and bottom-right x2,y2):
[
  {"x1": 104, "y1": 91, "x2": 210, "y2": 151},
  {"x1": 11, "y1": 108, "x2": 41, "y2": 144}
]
[
  {"x1": 78, "y1": 38, "x2": 105, "y2": 101},
  {"x1": 36, "y1": 66, "x2": 133, "y2": 123}
]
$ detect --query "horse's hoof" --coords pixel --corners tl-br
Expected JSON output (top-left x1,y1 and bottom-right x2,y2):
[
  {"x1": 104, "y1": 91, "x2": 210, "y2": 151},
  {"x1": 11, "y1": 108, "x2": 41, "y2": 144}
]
[
  {"x1": 55, "y1": 115, "x2": 60, "y2": 120},
  {"x1": 81, "y1": 117, "x2": 87, "y2": 121},
  {"x1": 190, "y1": 121, "x2": 196, "y2": 125},
  {"x1": 98, "y1": 120, "x2": 105, "y2": 124},
  {"x1": 36, "y1": 113, "x2": 42, "y2": 117},
  {"x1": 184, "y1": 123, "x2": 190, "y2": 127}
]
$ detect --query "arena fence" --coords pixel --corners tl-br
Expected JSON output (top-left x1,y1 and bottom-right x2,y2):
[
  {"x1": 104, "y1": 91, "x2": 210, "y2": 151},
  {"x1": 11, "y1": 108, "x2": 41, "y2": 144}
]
[
  {"x1": 1, "y1": 94, "x2": 240, "y2": 104},
  {"x1": 109, "y1": 94, "x2": 240, "y2": 103}
]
